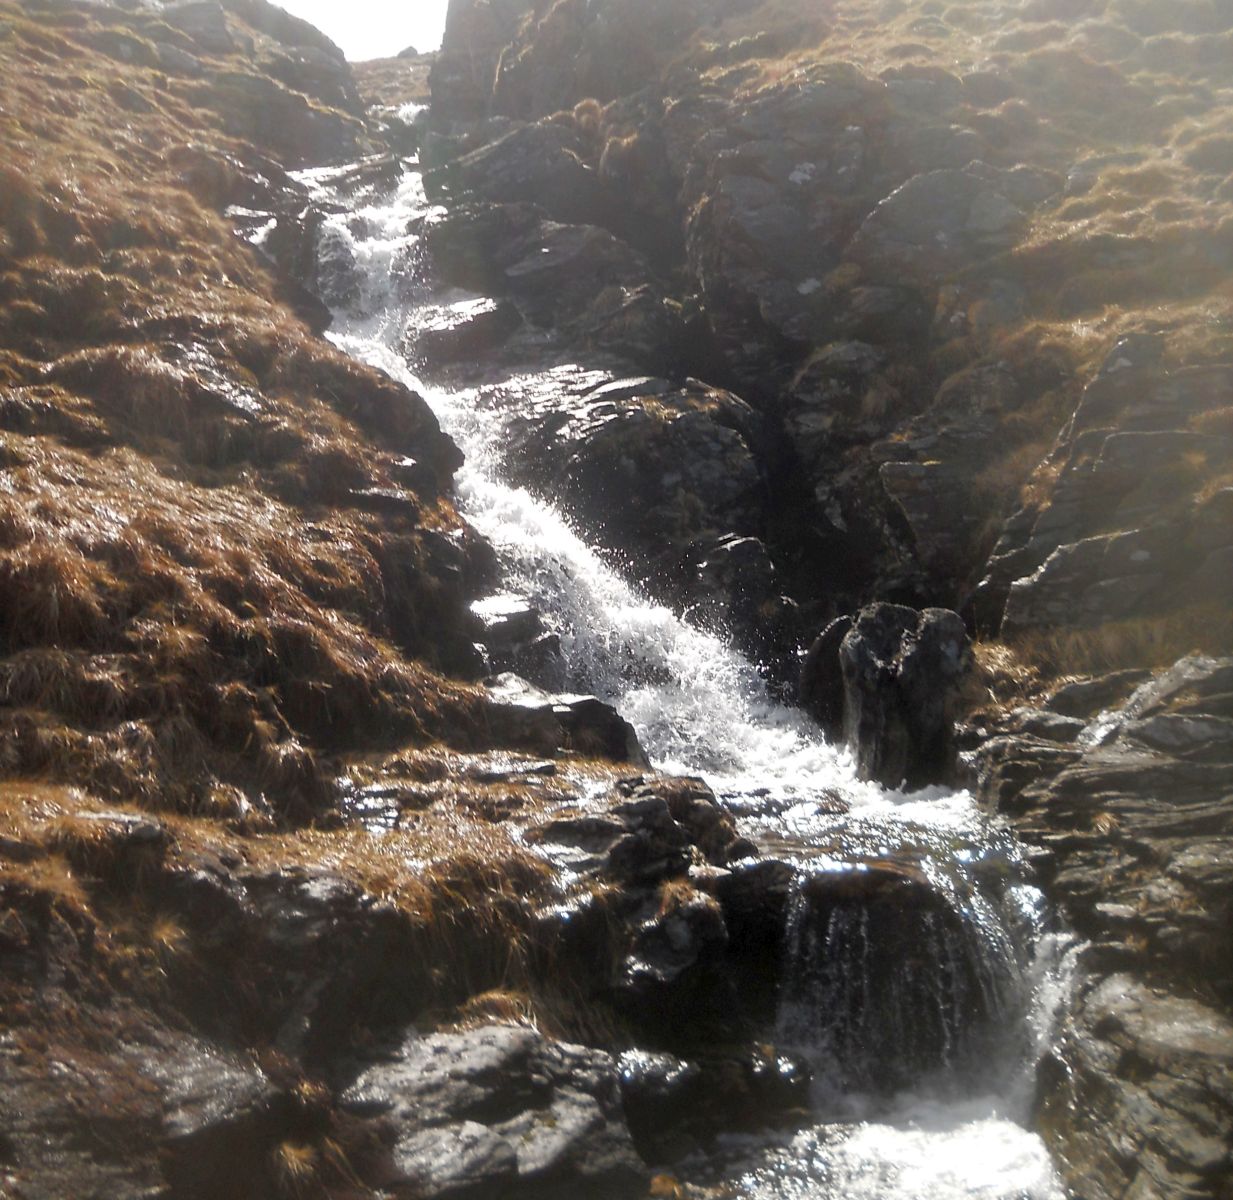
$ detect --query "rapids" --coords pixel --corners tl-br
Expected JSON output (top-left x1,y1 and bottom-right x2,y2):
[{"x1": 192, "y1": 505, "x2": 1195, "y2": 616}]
[{"x1": 297, "y1": 161, "x2": 1073, "y2": 1200}]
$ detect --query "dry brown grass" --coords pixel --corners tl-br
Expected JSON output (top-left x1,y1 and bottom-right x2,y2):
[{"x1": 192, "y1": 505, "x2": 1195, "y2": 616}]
[
  {"x1": 972, "y1": 604, "x2": 1233, "y2": 710},
  {"x1": 1009, "y1": 606, "x2": 1233, "y2": 678}
]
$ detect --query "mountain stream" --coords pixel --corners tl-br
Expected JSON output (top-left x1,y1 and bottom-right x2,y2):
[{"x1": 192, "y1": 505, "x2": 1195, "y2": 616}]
[{"x1": 292, "y1": 159, "x2": 1073, "y2": 1200}]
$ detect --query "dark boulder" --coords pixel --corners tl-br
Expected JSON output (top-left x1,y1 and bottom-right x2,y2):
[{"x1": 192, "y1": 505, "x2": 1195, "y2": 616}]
[
  {"x1": 798, "y1": 614, "x2": 854, "y2": 739},
  {"x1": 425, "y1": 121, "x2": 607, "y2": 227},
  {"x1": 800, "y1": 605, "x2": 972, "y2": 787}
]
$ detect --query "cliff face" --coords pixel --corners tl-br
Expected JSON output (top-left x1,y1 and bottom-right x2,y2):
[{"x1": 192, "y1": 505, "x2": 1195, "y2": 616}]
[
  {"x1": 415, "y1": 2, "x2": 1233, "y2": 1197},
  {"x1": 427, "y1": 0, "x2": 1233, "y2": 641}
]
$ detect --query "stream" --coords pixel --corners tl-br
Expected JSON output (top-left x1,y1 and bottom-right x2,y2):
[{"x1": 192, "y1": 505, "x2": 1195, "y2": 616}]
[{"x1": 293, "y1": 159, "x2": 1073, "y2": 1200}]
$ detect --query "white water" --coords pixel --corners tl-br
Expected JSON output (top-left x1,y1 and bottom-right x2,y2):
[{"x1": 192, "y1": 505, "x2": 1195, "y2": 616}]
[{"x1": 296, "y1": 162, "x2": 1068, "y2": 1200}]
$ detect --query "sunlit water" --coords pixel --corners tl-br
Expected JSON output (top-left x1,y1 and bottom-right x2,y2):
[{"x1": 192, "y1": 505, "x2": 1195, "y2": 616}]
[{"x1": 293, "y1": 161, "x2": 1070, "y2": 1200}]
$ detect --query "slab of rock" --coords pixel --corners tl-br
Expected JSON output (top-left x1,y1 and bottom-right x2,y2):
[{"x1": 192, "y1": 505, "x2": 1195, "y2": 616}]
[
  {"x1": 341, "y1": 1025, "x2": 646, "y2": 1199},
  {"x1": 976, "y1": 655, "x2": 1233, "y2": 1200},
  {"x1": 1038, "y1": 975, "x2": 1233, "y2": 1200},
  {"x1": 484, "y1": 672, "x2": 650, "y2": 766}
]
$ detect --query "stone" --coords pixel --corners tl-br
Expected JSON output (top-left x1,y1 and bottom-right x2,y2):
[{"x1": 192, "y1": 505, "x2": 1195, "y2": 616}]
[
  {"x1": 426, "y1": 121, "x2": 607, "y2": 227},
  {"x1": 495, "y1": 375, "x2": 766, "y2": 605},
  {"x1": 484, "y1": 673, "x2": 650, "y2": 767},
  {"x1": 1037, "y1": 975, "x2": 1233, "y2": 1200},
  {"x1": 847, "y1": 163, "x2": 1035, "y2": 286},
  {"x1": 405, "y1": 298, "x2": 523, "y2": 366},
  {"x1": 836, "y1": 604, "x2": 973, "y2": 787},
  {"x1": 341, "y1": 1025, "x2": 646, "y2": 1199},
  {"x1": 798, "y1": 615, "x2": 854, "y2": 739}
]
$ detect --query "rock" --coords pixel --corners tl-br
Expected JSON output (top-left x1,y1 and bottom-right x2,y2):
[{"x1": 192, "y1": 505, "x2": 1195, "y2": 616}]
[
  {"x1": 405, "y1": 298, "x2": 523, "y2": 366},
  {"x1": 155, "y1": 1044, "x2": 284, "y2": 1199},
  {"x1": 974, "y1": 650, "x2": 1233, "y2": 1127},
  {"x1": 846, "y1": 163, "x2": 1044, "y2": 287},
  {"x1": 529, "y1": 777, "x2": 744, "y2": 883},
  {"x1": 798, "y1": 615, "x2": 854, "y2": 738},
  {"x1": 825, "y1": 604, "x2": 973, "y2": 787},
  {"x1": 1037, "y1": 974, "x2": 1233, "y2": 1200},
  {"x1": 1002, "y1": 523, "x2": 1189, "y2": 633},
  {"x1": 261, "y1": 43, "x2": 363, "y2": 115},
  {"x1": 160, "y1": 0, "x2": 235, "y2": 56},
  {"x1": 472, "y1": 597, "x2": 568, "y2": 689},
  {"x1": 429, "y1": 0, "x2": 532, "y2": 121},
  {"x1": 617, "y1": 1050, "x2": 703, "y2": 1161},
  {"x1": 195, "y1": 70, "x2": 363, "y2": 166},
  {"x1": 341, "y1": 1025, "x2": 646, "y2": 1199},
  {"x1": 495, "y1": 375, "x2": 766, "y2": 602},
  {"x1": 484, "y1": 672, "x2": 650, "y2": 766},
  {"x1": 691, "y1": 534, "x2": 799, "y2": 666},
  {"x1": 975, "y1": 346, "x2": 1233, "y2": 635},
  {"x1": 1044, "y1": 669, "x2": 1153, "y2": 718},
  {"x1": 426, "y1": 121, "x2": 607, "y2": 227},
  {"x1": 224, "y1": 0, "x2": 350, "y2": 64}
]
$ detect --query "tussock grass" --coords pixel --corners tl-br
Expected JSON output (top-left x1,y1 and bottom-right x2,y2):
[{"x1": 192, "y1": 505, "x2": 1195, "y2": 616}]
[
  {"x1": 1008, "y1": 606, "x2": 1233, "y2": 678},
  {"x1": 972, "y1": 604, "x2": 1233, "y2": 710}
]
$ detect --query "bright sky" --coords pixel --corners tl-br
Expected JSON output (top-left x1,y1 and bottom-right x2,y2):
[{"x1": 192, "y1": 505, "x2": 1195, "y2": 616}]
[{"x1": 275, "y1": 0, "x2": 450, "y2": 61}]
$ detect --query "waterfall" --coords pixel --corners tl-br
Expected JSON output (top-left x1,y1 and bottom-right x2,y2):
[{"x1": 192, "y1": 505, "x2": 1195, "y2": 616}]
[
  {"x1": 775, "y1": 868, "x2": 1031, "y2": 1103},
  {"x1": 293, "y1": 159, "x2": 1071, "y2": 1200}
]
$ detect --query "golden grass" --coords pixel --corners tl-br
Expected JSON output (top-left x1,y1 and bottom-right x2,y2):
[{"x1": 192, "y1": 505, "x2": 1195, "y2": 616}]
[{"x1": 971, "y1": 604, "x2": 1233, "y2": 711}]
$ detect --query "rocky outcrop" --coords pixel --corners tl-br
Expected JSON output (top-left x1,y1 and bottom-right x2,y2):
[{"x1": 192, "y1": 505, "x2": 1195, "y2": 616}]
[
  {"x1": 800, "y1": 604, "x2": 972, "y2": 787},
  {"x1": 974, "y1": 655, "x2": 1233, "y2": 1199},
  {"x1": 420, "y1": 0, "x2": 1233, "y2": 636},
  {"x1": 975, "y1": 336, "x2": 1233, "y2": 636}
]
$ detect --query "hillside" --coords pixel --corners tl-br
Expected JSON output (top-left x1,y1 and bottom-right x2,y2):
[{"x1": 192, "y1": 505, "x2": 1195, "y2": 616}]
[{"x1": 1, "y1": 1, "x2": 1231, "y2": 1199}]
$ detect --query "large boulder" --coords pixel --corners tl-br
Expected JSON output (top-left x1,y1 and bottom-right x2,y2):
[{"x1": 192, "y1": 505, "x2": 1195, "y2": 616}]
[
  {"x1": 801, "y1": 604, "x2": 972, "y2": 787},
  {"x1": 425, "y1": 121, "x2": 607, "y2": 226},
  {"x1": 341, "y1": 1025, "x2": 646, "y2": 1199}
]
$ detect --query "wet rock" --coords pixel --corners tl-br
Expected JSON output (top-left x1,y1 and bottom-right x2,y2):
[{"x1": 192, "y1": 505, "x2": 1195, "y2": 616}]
[
  {"x1": 806, "y1": 604, "x2": 972, "y2": 786},
  {"x1": 497, "y1": 375, "x2": 766, "y2": 601},
  {"x1": 405, "y1": 298, "x2": 523, "y2": 366},
  {"x1": 418, "y1": 202, "x2": 546, "y2": 294},
  {"x1": 976, "y1": 654, "x2": 1233, "y2": 1027},
  {"x1": 617, "y1": 1050, "x2": 703, "y2": 1161},
  {"x1": 530, "y1": 777, "x2": 743, "y2": 884},
  {"x1": 500, "y1": 221, "x2": 680, "y2": 366},
  {"x1": 341, "y1": 1025, "x2": 646, "y2": 1199},
  {"x1": 798, "y1": 614, "x2": 854, "y2": 739},
  {"x1": 1038, "y1": 974, "x2": 1233, "y2": 1200},
  {"x1": 777, "y1": 861, "x2": 1022, "y2": 1093},
  {"x1": 472, "y1": 597, "x2": 567, "y2": 690},
  {"x1": 426, "y1": 121, "x2": 606, "y2": 227},
  {"x1": 1001, "y1": 708, "x2": 1087, "y2": 743},
  {"x1": 155, "y1": 1044, "x2": 284, "y2": 1199},
  {"x1": 696, "y1": 535, "x2": 797, "y2": 659},
  {"x1": 484, "y1": 672, "x2": 650, "y2": 766}
]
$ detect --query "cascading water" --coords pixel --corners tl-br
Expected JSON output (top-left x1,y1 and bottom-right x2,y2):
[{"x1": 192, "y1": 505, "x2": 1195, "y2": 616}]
[{"x1": 293, "y1": 159, "x2": 1073, "y2": 1200}]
